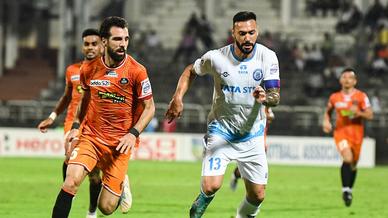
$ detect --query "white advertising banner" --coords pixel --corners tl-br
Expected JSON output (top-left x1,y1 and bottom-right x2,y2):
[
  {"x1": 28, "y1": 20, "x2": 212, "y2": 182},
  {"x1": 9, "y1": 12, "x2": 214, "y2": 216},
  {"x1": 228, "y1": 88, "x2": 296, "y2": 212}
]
[{"x1": 0, "y1": 128, "x2": 375, "y2": 167}]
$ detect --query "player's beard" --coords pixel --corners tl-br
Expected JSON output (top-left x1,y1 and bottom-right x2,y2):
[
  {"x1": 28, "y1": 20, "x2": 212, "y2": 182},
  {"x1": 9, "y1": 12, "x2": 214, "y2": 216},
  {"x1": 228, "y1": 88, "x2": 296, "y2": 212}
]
[
  {"x1": 108, "y1": 46, "x2": 126, "y2": 62},
  {"x1": 236, "y1": 41, "x2": 255, "y2": 55}
]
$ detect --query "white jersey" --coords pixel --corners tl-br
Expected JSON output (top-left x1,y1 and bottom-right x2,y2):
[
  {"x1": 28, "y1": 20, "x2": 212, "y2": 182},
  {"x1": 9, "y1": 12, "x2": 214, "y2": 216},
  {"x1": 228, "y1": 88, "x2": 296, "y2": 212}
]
[{"x1": 193, "y1": 43, "x2": 280, "y2": 142}]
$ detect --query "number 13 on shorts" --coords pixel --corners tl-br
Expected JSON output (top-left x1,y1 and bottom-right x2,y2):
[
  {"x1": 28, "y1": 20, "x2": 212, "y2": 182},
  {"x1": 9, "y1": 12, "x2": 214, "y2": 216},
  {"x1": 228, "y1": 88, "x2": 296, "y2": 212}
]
[{"x1": 202, "y1": 155, "x2": 228, "y2": 176}]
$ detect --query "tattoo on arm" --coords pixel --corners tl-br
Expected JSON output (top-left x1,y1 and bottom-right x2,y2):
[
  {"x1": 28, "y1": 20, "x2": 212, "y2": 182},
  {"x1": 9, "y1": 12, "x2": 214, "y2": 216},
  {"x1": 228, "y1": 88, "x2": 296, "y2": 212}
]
[{"x1": 264, "y1": 88, "x2": 280, "y2": 107}]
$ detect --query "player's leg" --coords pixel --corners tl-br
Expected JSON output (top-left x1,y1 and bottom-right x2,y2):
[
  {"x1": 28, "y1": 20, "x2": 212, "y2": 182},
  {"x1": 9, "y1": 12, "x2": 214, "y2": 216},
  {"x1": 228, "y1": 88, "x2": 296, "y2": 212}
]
[
  {"x1": 97, "y1": 147, "x2": 132, "y2": 215},
  {"x1": 337, "y1": 139, "x2": 354, "y2": 206},
  {"x1": 190, "y1": 135, "x2": 231, "y2": 218},
  {"x1": 86, "y1": 168, "x2": 102, "y2": 218},
  {"x1": 52, "y1": 164, "x2": 89, "y2": 218},
  {"x1": 235, "y1": 136, "x2": 268, "y2": 218},
  {"x1": 230, "y1": 166, "x2": 241, "y2": 191}
]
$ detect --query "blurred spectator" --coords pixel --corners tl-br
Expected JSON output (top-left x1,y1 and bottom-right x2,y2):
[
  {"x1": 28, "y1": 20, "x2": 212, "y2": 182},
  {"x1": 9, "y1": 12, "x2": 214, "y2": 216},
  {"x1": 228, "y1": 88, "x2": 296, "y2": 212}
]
[
  {"x1": 304, "y1": 72, "x2": 324, "y2": 97},
  {"x1": 305, "y1": 44, "x2": 324, "y2": 71},
  {"x1": 321, "y1": 32, "x2": 334, "y2": 64},
  {"x1": 291, "y1": 44, "x2": 305, "y2": 72},
  {"x1": 198, "y1": 13, "x2": 215, "y2": 50},
  {"x1": 171, "y1": 27, "x2": 198, "y2": 65},
  {"x1": 225, "y1": 30, "x2": 234, "y2": 45},
  {"x1": 305, "y1": 0, "x2": 341, "y2": 17},
  {"x1": 145, "y1": 29, "x2": 161, "y2": 49},
  {"x1": 335, "y1": 2, "x2": 363, "y2": 34},
  {"x1": 364, "y1": 0, "x2": 385, "y2": 30},
  {"x1": 370, "y1": 89, "x2": 382, "y2": 113},
  {"x1": 259, "y1": 31, "x2": 274, "y2": 49}
]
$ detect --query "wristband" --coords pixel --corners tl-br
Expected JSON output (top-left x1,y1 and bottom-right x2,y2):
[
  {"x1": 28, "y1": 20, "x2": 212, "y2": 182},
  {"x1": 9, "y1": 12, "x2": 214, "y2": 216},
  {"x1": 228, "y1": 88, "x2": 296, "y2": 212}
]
[
  {"x1": 49, "y1": 112, "x2": 57, "y2": 121},
  {"x1": 128, "y1": 127, "x2": 140, "y2": 137},
  {"x1": 71, "y1": 122, "x2": 80, "y2": 130}
]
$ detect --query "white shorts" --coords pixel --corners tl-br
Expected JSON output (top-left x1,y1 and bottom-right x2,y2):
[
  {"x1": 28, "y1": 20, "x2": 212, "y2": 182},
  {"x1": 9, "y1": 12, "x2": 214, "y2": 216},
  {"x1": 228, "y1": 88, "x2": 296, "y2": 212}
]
[{"x1": 201, "y1": 134, "x2": 268, "y2": 185}]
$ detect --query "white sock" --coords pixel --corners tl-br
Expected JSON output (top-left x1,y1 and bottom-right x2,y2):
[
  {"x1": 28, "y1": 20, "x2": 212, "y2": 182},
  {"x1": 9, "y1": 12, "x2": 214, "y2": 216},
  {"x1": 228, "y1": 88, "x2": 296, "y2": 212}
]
[
  {"x1": 236, "y1": 197, "x2": 261, "y2": 218},
  {"x1": 342, "y1": 187, "x2": 352, "y2": 193}
]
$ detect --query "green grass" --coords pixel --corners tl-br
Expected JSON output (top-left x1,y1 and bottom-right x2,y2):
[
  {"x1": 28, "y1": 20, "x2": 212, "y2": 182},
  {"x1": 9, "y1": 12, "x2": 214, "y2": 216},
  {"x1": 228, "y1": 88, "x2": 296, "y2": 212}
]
[{"x1": 0, "y1": 158, "x2": 387, "y2": 218}]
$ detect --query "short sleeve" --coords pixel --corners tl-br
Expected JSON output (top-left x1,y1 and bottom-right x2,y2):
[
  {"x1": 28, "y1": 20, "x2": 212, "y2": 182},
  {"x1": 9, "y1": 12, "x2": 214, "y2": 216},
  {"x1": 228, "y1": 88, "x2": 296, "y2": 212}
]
[
  {"x1": 79, "y1": 65, "x2": 90, "y2": 91},
  {"x1": 193, "y1": 51, "x2": 213, "y2": 76},
  {"x1": 360, "y1": 93, "x2": 371, "y2": 110},
  {"x1": 136, "y1": 68, "x2": 152, "y2": 100},
  {"x1": 263, "y1": 50, "x2": 280, "y2": 81}
]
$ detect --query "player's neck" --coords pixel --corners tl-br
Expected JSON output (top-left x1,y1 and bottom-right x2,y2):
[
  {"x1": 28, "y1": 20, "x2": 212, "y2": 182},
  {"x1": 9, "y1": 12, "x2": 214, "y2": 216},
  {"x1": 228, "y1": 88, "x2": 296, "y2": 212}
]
[
  {"x1": 342, "y1": 87, "x2": 355, "y2": 95},
  {"x1": 233, "y1": 44, "x2": 254, "y2": 60},
  {"x1": 103, "y1": 55, "x2": 124, "y2": 68}
]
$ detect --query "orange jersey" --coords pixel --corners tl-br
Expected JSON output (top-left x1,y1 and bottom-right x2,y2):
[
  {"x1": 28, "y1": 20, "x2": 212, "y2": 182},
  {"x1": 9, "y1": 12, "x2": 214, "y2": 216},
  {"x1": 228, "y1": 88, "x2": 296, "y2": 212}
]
[
  {"x1": 328, "y1": 89, "x2": 371, "y2": 145},
  {"x1": 80, "y1": 55, "x2": 152, "y2": 146},
  {"x1": 64, "y1": 62, "x2": 84, "y2": 132}
]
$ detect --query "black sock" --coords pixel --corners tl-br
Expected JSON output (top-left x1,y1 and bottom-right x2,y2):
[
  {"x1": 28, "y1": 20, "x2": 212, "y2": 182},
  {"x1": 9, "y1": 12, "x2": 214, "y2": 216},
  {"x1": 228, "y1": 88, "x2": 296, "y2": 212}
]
[
  {"x1": 234, "y1": 167, "x2": 241, "y2": 179},
  {"x1": 62, "y1": 162, "x2": 68, "y2": 181},
  {"x1": 52, "y1": 189, "x2": 74, "y2": 218},
  {"x1": 350, "y1": 169, "x2": 357, "y2": 188},
  {"x1": 341, "y1": 162, "x2": 352, "y2": 189},
  {"x1": 89, "y1": 180, "x2": 102, "y2": 213}
]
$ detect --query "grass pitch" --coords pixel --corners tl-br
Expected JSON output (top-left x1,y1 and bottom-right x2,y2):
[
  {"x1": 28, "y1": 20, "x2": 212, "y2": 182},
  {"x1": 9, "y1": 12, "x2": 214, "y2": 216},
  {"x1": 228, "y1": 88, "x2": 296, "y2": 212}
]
[{"x1": 0, "y1": 158, "x2": 387, "y2": 218}]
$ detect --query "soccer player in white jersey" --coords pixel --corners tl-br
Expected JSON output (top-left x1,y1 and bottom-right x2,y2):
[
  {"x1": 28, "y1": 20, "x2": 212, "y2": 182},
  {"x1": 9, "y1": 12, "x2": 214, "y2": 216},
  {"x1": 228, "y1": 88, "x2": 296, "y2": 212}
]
[{"x1": 165, "y1": 11, "x2": 280, "y2": 218}]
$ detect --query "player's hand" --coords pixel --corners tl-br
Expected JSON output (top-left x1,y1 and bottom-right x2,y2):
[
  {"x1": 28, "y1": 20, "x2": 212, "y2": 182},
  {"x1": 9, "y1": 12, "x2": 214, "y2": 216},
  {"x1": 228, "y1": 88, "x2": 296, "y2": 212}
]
[
  {"x1": 37, "y1": 118, "x2": 54, "y2": 133},
  {"x1": 349, "y1": 105, "x2": 360, "y2": 118},
  {"x1": 253, "y1": 86, "x2": 266, "y2": 103},
  {"x1": 165, "y1": 97, "x2": 183, "y2": 123},
  {"x1": 322, "y1": 120, "x2": 332, "y2": 133},
  {"x1": 117, "y1": 133, "x2": 136, "y2": 154},
  {"x1": 65, "y1": 129, "x2": 79, "y2": 153}
]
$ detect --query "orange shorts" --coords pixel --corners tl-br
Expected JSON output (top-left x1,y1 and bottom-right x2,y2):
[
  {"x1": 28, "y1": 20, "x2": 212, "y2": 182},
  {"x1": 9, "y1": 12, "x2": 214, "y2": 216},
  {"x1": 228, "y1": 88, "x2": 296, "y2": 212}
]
[
  {"x1": 334, "y1": 137, "x2": 362, "y2": 162},
  {"x1": 68, "y1": 135, "x2": 131, "y2": 196}
]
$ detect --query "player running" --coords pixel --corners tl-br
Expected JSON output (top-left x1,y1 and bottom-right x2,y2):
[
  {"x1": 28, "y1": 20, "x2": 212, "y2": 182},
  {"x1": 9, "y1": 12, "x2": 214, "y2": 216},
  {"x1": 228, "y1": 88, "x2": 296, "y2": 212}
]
[
  {"x1": 166, "y1": 11, "x2": 280, "y2": 218},
  {"x1": 322, "y1": 68, "x2": 373, "y2": 207},
  {"x1": 50, "y1": 16, "x2": 155, "y2": 217},
  {"x1": 38, "y1": 28, "x2": 104, "y2": 218}
]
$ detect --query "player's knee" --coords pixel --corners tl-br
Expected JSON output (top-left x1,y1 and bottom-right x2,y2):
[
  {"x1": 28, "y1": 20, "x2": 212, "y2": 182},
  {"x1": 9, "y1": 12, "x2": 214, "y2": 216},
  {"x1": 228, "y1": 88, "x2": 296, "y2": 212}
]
[
  {"x1": 98, "y1": 202, "x2": 116, "y2": 215},
  {"x1": 202, "y1": 181, "x2": 221, "y2": 195},
  {"x1": 247, "y1": 190, "x2": 265, "y2": 204},
  {"x1": 63, "y1": 176, "x2": 82, "y2": 193}
]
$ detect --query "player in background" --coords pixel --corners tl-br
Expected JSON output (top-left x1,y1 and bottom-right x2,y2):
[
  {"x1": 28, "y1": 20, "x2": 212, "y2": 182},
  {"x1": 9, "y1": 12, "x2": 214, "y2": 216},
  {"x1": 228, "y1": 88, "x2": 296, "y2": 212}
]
[
  {"x1": 322, "y1": 68, "x2": 373, "y2": 207},
  {"x1": 165, "y1": 11, "x2": 280, "y2": 218},
  {"x1": 38, "y1": 28, "x2": 103, "y2": 218},
  {"x1": 230, "y1": 107, "x2": 274, "y2": 191},
  {"x1": 51, "y1": 16, "x2": 155, "y2": 217}
]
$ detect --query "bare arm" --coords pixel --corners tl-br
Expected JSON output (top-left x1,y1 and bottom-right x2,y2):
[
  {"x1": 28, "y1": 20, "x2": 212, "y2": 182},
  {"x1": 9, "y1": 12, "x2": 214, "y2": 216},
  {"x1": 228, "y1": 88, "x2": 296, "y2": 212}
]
[
  {"x1": 165, "y1": 64, "x2": 197, "y2": 122},
  {"x1": 322, "y1": 103, "x2": 334, "y2": 133},
  {"x1": 355, "y1": 107, "x2": 373, "y2": 121},
  {"x1": 117, "y1": 98, "x2": 156, "y2": 154},
  {"x1": 37, "y1": 84, "x2": 72, "y2": 133}
]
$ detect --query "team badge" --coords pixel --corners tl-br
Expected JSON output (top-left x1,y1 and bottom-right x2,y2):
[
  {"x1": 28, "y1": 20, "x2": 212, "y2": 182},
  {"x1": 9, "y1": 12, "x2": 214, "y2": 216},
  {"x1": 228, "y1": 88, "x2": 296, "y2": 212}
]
[
  {"x1": 253, "y1": 69, "x2": 263, "y2": 81},
  {"x1": 221, "y1": 72, "x2": 229, "y2": 77},
  {"x1": 120, "y1": 78, "x2": 129, "y2": 85}
]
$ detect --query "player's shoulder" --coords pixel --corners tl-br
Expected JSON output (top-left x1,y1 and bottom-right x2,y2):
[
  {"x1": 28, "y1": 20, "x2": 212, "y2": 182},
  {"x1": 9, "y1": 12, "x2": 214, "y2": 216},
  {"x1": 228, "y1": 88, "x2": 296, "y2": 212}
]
[
  {"x1": 66, "y1": 61, "x2": 82, "y2": 72},
  {"x1": 255, "y1": 43, "x2": 277, "y2": 58},
  {"x1": 354, "y1": 89, "x2": 368, "y2": 98},
  {"x1": 126, "y1": 55, "x2": 147, "y2": 73},
  {"x1": 329, "y1": 91, "x2": 342, "y2": 100}
]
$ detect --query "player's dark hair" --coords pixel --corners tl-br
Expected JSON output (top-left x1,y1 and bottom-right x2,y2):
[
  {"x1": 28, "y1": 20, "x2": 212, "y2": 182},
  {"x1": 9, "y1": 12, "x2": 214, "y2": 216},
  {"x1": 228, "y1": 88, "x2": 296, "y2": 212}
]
[
  {"x1": 99, "y1": 16, "x2": 128, "y2": 39},
  {"x1": 341, "y1": 67, "x2": 357, "y2": 78},
  {"x1": 82, "y1": 28, "x2": 100, "y2": 38},
  {"x1": 233, "y1": 11, "x2": 256, "y2": 24}
]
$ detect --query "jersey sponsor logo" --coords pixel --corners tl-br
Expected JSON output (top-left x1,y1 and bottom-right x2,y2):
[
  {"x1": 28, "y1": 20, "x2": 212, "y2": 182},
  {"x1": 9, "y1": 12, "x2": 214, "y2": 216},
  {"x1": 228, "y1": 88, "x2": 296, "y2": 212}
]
[
  {"x1": 239, "y1": 65, "x2": 248, "y2": 74},
  {"x1": 98, "y1": 91, "x2": 125, "y2": 103},
  {"x1": 70, "y1": 75, "x2": 80, "y2": 81},
  {"x1": 221, "y1": 84, "x2": 255, "y2": 93},
  {"x1": 270, "y1": 64, "x2": 278, "y2": 74},
  {"x1": 141, "y1": 78, "x2": 152, "y2": 96},
  {"x1": 221, "y1": 71, "x2": 229, "y2": 77},
  {"x1": 105, "y1": 70, "x2": 118, "y2": 78},
  {"x1": 120, "y1": 78, "x2": 129, "y2": 85},
  {"x1": 90, "y1": 80, "x2": 111, "y2": 87},
  {"x1": 334, "y1": 102, "x2": 347, "y2": 108},
  {"x1": 253, "y1": 69, "x2": 263, "y2": 81}
]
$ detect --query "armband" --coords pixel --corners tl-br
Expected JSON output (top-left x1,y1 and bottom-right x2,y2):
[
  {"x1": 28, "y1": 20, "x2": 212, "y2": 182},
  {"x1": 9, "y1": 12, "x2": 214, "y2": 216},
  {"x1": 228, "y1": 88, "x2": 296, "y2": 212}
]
[{"x1": 49, "y1": 112, "x2": 57, "y2": 121}]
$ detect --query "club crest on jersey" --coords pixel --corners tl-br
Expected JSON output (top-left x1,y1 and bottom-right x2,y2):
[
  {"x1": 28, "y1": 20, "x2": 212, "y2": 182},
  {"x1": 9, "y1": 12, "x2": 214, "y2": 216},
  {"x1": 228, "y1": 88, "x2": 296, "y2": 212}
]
[
  {"x1": 253, "y1": 69, "x2": 263, "y2": 81},
  {"x1": 71, "y1": 75, "x2": 80, "y2": 81},
  {"x1": 105, "y1": 71, "x2": 118, "y2": 78},
  {"x1": 120, "y1": 78, "x2": 129, "y2": 85},
  {"x1": 90, "y1": 80, "x2": 110, "y2": 87}
]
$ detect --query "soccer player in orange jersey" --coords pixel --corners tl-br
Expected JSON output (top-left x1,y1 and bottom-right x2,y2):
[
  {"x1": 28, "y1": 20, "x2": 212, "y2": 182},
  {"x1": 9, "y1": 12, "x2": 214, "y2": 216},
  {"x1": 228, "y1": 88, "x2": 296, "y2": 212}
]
[
  {"x1": 38, "y1": 28, "x2": 103, "y2": 218},
  {"x1": 51, "y1": 16, "x2": 155, "y2": 218},
  {"x1": 322, "y1": 68, "x2": 373, "y2": 207}
]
